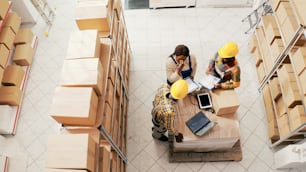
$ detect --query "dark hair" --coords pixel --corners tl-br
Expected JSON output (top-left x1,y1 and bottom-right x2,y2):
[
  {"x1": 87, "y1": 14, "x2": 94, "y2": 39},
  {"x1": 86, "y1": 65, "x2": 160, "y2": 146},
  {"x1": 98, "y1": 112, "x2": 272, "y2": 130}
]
[
  {"x1": 171, "y1": 45, "x2": 190, "y2": 57},
  {"x1": 222, "y1": 57, "x2": 235, "y2": 64}
]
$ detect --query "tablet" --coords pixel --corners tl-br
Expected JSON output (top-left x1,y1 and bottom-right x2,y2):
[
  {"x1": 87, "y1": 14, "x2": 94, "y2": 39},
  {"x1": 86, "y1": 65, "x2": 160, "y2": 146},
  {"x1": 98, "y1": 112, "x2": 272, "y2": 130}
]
[{"x1": 197, "y1": 93, "x2": 212, "y2": 109}]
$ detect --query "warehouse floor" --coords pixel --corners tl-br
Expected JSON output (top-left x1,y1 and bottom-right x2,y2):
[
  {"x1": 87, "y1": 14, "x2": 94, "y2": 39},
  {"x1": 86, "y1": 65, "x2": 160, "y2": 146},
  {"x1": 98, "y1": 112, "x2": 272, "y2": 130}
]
[{"x1": 0, "y1": 0, "x2": 303, "y2": 171}]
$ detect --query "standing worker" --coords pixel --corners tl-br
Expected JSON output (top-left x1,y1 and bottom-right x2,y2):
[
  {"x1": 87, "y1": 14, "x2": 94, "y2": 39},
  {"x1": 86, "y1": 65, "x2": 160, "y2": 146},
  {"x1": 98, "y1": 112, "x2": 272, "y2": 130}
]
[
  {"x1": 205, "y1": 42, "x2": 241, "y2": 89},
  {"x1": 151, "y1": 80, "x2": 188, "y2": 142},
  {"x1": 166, "y1": 44, "x2": 197, "y2": 86}
]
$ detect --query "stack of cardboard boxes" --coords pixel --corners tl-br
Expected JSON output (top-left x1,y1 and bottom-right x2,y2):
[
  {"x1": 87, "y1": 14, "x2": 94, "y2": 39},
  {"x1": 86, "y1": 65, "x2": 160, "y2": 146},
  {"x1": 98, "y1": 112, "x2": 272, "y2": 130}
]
[
  {"x1": 0, "y1": 0, "x2": 36, "y2": 135},
  {"x1": 249, "y1": 0, "x2": 306, "y2": 144}
]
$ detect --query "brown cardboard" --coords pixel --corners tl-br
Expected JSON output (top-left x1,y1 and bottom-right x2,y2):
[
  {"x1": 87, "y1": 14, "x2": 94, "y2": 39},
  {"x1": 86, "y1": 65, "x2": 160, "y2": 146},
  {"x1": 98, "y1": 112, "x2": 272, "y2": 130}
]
[
  {"x1": 278, "y1": 113, "x2": 290, "y2": 138},
  {"x1": 0, "y1": 0, "x2": 9, "y2": 20},
  {"x1": 103, "y1": 102, "x2": 112, "y2": 135},
  {"x1": 298, "y1": 70, "x2": 306, "y2": 95},
  {"x1": 50, "y1": 87, "x2": 98, "y2": 126},
  {"x1": 2, "y1": 65, "x2": 25, "y2": 88},
  {"x1": 282, "y1": 81, "x2": 302, "y2": 108},
  {"x1": 275, "y1": 96, "x2": 286, "y2": 117},
  {"x1": 0, "y1": 44, "x2": 9, "y2": 69},
  {"x1": 268, "y1": 120, "x2": 279, "y2": 141},
  {"x1": 253, "y1": 47, "x2": 262, "y2": 67},
  {"x1": 108, "y1": 60, "x2": 116, "y2": 86},
  {"x1": 288, "y1": 105, "x2": 306, "y2": 131},
  {"x1": 280, "y1": 15, "x2": 298, "y2": 45},
  {"x1": 0, "y1": 67, "x2": 3, "y2": 82},
  {"x1": 270, "y1": 38, "x2": 283, "y2": 61},
  {"x1": 291, "y1": 0, "x2": 306, "y2": 26},
  {"x1": 0, "y1": 86, "x2": 22, "y2": 106},
  {"x1": 13, "y1": 43, "x2": 34, "y2": 66},
  {"x1": 105, "y1": 79, "x2": 114, "y2": 107},
  {"x1": 75, "y1": 1, "x2": 110, "y2": 32},
  {"x1": 261, "y1": 15, "x2": 278, "y2": 30},
  {"x1": 270, "y1": 77, "x2": 282, "y2": 100},
  {"x1": 99, "y1": 146, "x2": 111, "y2": 172},
  {"x1": 271, "y1": 0, "x2": 289, "y2": 11},
  {"x1": 60, "y1": 58, "x2": 104, "y2": 95},
  {"x1": 291, "y1": 47, "x2": 306, "y2": 76},
  {"x1": 173, "y1": 95, "x2": 240, "y2": 152},
  {"x1": 66, "y1": 30, "x2": 100, "y2": 59},
  {"x1": 256, "y1": 62, "x2": 265, "y2": 82},
  {"x1": 249, "y1": 34, "x2": 257, "y2": 53},
  {"x1": 210, "y1": 89, "x2": 240, "y2": 116},
  {"x1": 0, "y1": 27, "x2": 15, "y2": 50},
  {"x1": 45, "y1": 134, "x2": 97, "y2": 172},
  {"x1": 265, "y1": 23, "x2": 281, "y2": 45},
  {"x1": 4, "y1": 12, "x2": 21, "y2": 34},
  {"x1": 13, "y1": 28, "x2": 34, "y2": 45},
  {"x1": 276, "y1": 2, "x2": 294, "y2": 26},
  {"x1": 263, "y1": 84, "x2": 276, "y2": 122}
]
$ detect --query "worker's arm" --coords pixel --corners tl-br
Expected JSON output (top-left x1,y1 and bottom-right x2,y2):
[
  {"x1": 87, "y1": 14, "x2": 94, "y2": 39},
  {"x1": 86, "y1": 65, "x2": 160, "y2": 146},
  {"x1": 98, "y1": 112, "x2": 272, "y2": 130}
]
[
  {"x1": 206, "y1": 57, "x2": 216, "y2": 75},
  {"x1": 190, "y1": 54, "x2": 197, "y2": 79},
  {"x1": 166, "y1": 58, "x2": 182, "y2": 83}
]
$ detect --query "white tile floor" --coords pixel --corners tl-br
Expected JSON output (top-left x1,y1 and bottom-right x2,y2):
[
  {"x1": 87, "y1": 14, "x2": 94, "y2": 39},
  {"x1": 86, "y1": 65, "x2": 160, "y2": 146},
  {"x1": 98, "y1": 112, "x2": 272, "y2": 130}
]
[{"x1": 0, "y1": 1, "x2": 304, "y2": 172}]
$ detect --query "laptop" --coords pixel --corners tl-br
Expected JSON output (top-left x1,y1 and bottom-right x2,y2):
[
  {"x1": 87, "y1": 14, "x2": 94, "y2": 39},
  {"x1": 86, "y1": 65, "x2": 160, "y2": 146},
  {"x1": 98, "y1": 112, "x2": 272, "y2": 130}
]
[{"x1": 185, "y1": 111, "x2": 216, "y2": 136}]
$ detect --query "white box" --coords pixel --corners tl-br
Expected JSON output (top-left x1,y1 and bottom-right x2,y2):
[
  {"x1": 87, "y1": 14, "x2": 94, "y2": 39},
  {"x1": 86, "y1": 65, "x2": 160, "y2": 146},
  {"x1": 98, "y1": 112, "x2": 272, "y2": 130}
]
[{"x1": 0, "y1": 105, "x2": 15, "y2": 134}]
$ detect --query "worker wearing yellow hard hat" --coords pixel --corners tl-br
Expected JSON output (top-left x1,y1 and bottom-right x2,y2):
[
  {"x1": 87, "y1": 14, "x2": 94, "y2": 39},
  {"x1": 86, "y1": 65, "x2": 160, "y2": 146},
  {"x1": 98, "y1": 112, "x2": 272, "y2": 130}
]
[
  {"x1": 151, "y1": 80, "x2": 188, "y2": 142},
  {"x1": 206, "y1": 42, "x2": 241, "y2": 89}
]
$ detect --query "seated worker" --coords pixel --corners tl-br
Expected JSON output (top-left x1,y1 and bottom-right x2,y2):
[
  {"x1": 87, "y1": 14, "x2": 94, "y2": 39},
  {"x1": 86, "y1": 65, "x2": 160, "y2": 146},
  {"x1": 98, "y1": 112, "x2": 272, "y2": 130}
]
[
  {"x1": 151, "y1": 80, "x2": 188, "y2": 142},
  {"x1": 166, "y1": 44, "x2": 197, "y2": 86},
  {"x1": 205, "y1": 42, "x2": 241, "y2": 89}
]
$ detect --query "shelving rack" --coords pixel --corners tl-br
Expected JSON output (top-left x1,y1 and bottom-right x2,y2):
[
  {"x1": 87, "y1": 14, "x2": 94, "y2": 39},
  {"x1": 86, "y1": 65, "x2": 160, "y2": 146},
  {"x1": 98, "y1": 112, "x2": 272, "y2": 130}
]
[
  {"x1": 0, "y1": 1, "x2": 38, "y2": 135},
  {"x1": 249, "y1": 0, "x2": 306, "y2": 148}
]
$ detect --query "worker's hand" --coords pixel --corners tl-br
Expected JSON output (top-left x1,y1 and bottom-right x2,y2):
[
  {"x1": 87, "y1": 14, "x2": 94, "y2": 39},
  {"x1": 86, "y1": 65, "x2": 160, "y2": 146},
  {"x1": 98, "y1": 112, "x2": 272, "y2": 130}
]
[
  {"x1": 205, "y1": 66, "x2": 214, "y2": 75},
  {"x1": 177, "y1": 60, "x2": 184, "y2": 73},
  {"x1": 175, "y1": 132, "x2": 184, "y2": 143},
  {"x1": 214, "y1": 83, "x2": 222, "y2": 89}
]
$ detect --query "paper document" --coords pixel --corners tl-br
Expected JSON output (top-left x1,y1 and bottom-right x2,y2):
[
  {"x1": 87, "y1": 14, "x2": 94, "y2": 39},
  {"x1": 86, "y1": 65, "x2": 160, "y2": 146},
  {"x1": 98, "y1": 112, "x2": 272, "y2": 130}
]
[
  {"x1": 184, "y1": 77, "x2": 201, "y2": 93},
  {"x1": 198, "y1": 74, "x2": 221, "y2": 90}
]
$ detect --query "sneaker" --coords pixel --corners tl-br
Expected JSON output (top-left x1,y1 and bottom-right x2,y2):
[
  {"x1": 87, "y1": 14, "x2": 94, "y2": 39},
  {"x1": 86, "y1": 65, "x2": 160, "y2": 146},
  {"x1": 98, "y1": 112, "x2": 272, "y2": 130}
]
[{"x1": 152, "y1": 134, "x2": 168, "y2": 142}]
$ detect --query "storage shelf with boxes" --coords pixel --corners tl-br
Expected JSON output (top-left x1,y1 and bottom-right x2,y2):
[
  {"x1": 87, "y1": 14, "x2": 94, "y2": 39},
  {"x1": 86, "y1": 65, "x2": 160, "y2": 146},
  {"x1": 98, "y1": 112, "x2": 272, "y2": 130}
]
[
  {"x1": 0, "y1": 0, "x2": 38, "y2": 135},
  {"x1": 249, "y1": 0, "x2": 306, "y2": 148},
  {"x1": 46, "y1": 0, "x2": 131, "y2": 171}
]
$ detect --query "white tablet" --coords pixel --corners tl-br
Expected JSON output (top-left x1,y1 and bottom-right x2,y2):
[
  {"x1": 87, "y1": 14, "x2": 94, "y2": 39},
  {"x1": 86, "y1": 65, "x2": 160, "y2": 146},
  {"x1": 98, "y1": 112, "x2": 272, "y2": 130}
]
[{"x1": 197, "y1": 93, "x2": 212, "y2": 109}]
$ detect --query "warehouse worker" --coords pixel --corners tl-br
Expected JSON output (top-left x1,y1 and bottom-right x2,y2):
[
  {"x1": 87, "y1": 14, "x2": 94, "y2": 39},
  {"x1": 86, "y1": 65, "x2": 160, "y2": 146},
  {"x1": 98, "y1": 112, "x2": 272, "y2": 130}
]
[
  {"x1": 151, "y1": 80, "x2": 188, "y2": 142},
  {"x1": 205, "y1": 42, "x2": 241, "y2": 89},
  {"x1": 166, "y1": 44, "x2": 197, "y2": 86}
]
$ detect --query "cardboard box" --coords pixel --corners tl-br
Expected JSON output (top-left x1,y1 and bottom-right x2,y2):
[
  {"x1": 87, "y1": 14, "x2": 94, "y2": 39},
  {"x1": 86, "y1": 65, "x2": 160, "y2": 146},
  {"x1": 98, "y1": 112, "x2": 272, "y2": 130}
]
[
  {"x1": 270, "y1": 38, "x2": 284, "y2": 61},
  {"x1": 282, "y1": 81, "x2": 302, "y2": 108},
  {"x1": 0, "y1": 67, "x2": 3, "y2": 82},
  {"x1": 60, "y1": 58, "x2": 104, "y2": 95},
  {"x1": 0, "y1": 44, "x2": 9, "y2": 69},
  {"x1": 45, "y1": 134, "x2": 97, "y2": 172},
  {"x1": 298, "y1": 70, "x2": 306, "y2": 95},
  {"x1": 50, "y1": 87, "x2": 98, "y2": 126},
  {"x1": 271, "y1": 0, "x2": 289, "y2": 11},
  {"x1": 210, "y1": 89, "x2": 240, "y2": 116},
  {"x1": 66, "y1": 30, "x2": 100, "y2": 59},
  {"x1": 4, "y1": 12, "x2": 21, "y2": 34},
  {"x1": 99, "y1": 146, "x2": 111, "y2": 172},
  {"x1": 288, "y1": 105, "x2": 306, "y2": 131},
  {"x1": 278, "y1": 113, "x2": 290, "y2": 138},
  {"x1": 270, "y1": 77, "x2": 282, "y2": 100},
  {"x1": 105, "y1": 79, "x2": 114, "y2": 107},
  {"x1": 0, "y1": 86, "x2": 22, "y2": 106},
  {"x1": 103, "y1": 102, "x2": 112, "y2": 134},
  {"x1": 276, "y1": 2, "x2": 294, "y2": 26},
  {"x1": 253, "y1": 47, "x2": 262, "y2": 67},
  {"x1": 75, "y1": 1, "x2": 110, "y2": 32},
  {"x1": 13, "y1": 28, "x2": 34, "y2": 45},
  {"x1": 291, "y1": 0, "x2": 306, "y2": 26},
  {"x1": 263, "y1": 84, "x2": 276, "y2": 122},
  {"x1": 0, "y1": 0, "x2": 9, "y2": 20},
  {"x1": 13, "y1": 43, "x2": 34, "y2": 66},
  {"x1": 2, "y1": 65, "x2": 25, "y2": 88},
  {"x1": 0, "y1": 27, "x2": 15, "y2": 50},
  {"x1": 262, "y1": 15, "x2": 278, "y2": 30},
  {"x1": 291, "y1": 47, "x2": 306, "y2": 76},
  {"x1": 108, "y1": 60, "x2": 116, "y2": 85},
  {"x1": 275, "y1": 96, "x2": 286, "y2": 117},
  {"x1": 280, "y1": 15, "x2": 298, "y2": 45},
  {"x1": 268, "y1": 119, "x2": 279, "y2": 141},
  {"x1": 265, "y1": 23, "x2": 281, "y2": 45},
  {"x1": 256, "y1": 62, "x2": 265, "y2": 82}
]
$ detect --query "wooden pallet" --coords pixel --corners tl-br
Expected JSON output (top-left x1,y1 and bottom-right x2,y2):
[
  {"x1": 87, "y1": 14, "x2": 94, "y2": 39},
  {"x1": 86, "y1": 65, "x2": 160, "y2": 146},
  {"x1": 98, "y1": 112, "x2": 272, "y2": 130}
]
[{"x1": 169, "y1": 140, "x2": 242, "y2": 162}]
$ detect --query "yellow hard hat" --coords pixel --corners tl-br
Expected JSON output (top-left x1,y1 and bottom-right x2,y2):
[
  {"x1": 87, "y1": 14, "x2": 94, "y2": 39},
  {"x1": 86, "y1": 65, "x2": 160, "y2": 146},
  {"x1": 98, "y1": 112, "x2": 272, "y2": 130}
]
[
  {"x1": 218, "y1": 42, "x2": 239, "y2": 58},
  {"x1": 170, "y1": 80, "x2": 188, "y2": 100}
]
